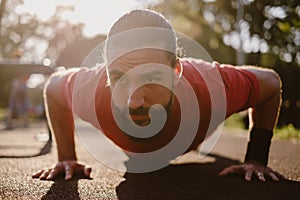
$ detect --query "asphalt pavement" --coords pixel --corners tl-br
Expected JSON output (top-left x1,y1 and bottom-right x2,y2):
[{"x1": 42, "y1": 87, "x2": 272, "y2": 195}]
[{"x1": 0, "y1": 121, "x2": 299, "y2": 200}]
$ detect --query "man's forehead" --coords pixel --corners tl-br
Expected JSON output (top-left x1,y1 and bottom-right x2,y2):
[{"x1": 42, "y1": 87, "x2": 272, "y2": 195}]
[
  {"x1": 109, "y1": 64, "x2": 170, "y2": 76},
  {"x1": 108, "y1": 49, "x2": 171, "y2": 65}
]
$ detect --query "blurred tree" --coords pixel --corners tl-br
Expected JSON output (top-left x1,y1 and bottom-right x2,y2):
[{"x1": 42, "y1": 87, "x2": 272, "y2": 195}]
[
  {"x1": 0, "y1": 0, "x2": 7, "y2": 30},
  {"x1": 152, "y1": 0, "x2": 300, "y2": 67},
  {"x1": 153, "y1": 0, "x2": 236, "y2": 64},
  {"x1": 244, "y1": 0, "x2": 300, "y2": 66},
  {"x1": 0, "y1": 0, "x2": 85, "y2": 64},
  {"x1": 151, "y1": 0, "x2": 300, "y2": 127}
]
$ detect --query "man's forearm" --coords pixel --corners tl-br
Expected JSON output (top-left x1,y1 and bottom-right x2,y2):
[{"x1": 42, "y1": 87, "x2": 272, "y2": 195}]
[
  {"x1": 46, "y1": 94, "x2": 77, "y2": 161},
  {"x1": 246, "y1": 73, "x2": 281, "y2": 165},
  {"x1": 249, "y1": 89, "x2": 281, "y2": 131},
  {"x1": 44, "y1": 72, "x2": 77, "y2": 161}
]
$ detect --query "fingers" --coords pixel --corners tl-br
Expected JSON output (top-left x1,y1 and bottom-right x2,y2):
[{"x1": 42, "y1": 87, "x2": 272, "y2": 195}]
[
  {"x1": 75, "y1": 164, "x2": 92, "y2": 178},
  {"x1": 64, "y1": 165, "x2": 74, "y2": 180},
  {"x1": 245, "y1": 170, "x2": 253, "y2": 182},
  {"x1": 32, "y1": 161, "x2": 92, "y2": 181},
  {"x1": 267, "y1": 172, "x2": 279, "y2": 181},
  {"x1": 219, "y1": 163, "x2": 286, "y2": 182},
  {"x1": 64, "y1": 163, "x2": 93, "y2": 180},
  {"x1": 266, "y1": 170, "x2": 287, "y2": 181},
  {"x1": 255, "y1": 171, "x2": 266, "y2": 182},
  {"x1": 39, "y1": 169, "x2": 52, "y2": 180},
  {"x1": 218, "y1": 168, "x2": 229, "y2": 176},
  {"x1": 32, "y1": 170, "x2": 44, "y2": 178},
  {"x1": 274, "y1": 171, "x2": 287, "y2": 180},
  {"x1": 34, "y1": 168, "x2": 61, "y2": 180},
  {"x1": 218, "y1": 165, "x2": 239, "y2": 176},
  {"x1": 84, "y1": 166, "x2": 92, "y2": 177},
  {"x1": 46, "y1": 168, "x2": 61, "y2": 180}
]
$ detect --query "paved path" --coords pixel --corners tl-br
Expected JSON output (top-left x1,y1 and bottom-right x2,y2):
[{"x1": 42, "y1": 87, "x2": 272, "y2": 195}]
[{"x1": 0, "y1": 122, "x2": 299, "y2": 199}]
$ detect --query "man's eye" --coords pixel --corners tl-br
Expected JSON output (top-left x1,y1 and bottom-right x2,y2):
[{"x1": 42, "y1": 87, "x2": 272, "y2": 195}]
[{"x1": 114, "y1": 76, "x2": 127, "y2": 84}]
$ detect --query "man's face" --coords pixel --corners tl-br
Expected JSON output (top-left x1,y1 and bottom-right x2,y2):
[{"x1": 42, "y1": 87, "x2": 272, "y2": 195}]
[{"x1": 108, "y1": 49, "x2": 176, "y2": 127}]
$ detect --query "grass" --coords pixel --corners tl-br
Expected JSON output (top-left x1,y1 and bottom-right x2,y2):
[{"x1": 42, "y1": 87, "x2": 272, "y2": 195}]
[
  {"x1": 225, "y1": 113, "x2": 300, "y2": 141},
  {"x1": 224, "y1": 113, "x2": 247, "y2": 129},
  {"x1": 0, "y1": 107, "x2": 7, "y2": 121},
  {"x1": 274, "y1": 124, "x2": 300, "y2": 140}
]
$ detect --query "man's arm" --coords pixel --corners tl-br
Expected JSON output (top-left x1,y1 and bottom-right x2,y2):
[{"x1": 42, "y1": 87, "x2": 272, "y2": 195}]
[
  {"x1": 32, "y1": 71, "x2": 91, "y2": 180},
  {"x1": 219, "y1": 66, "x2": 286, "y2": 181},
  {"x1": 245, "y1": 67, "x2": 281, "y2": 131}
]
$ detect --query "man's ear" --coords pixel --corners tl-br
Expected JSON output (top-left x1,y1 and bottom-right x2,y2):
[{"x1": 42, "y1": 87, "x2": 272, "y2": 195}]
[{"x1": 173, "y1": 59, "x2": 182, "y2": 85}]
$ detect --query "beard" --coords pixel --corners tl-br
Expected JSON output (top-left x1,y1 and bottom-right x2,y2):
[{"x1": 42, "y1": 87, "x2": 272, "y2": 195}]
[{"x1": 111, "y1": 93, "x2": 174, "y2": 139}]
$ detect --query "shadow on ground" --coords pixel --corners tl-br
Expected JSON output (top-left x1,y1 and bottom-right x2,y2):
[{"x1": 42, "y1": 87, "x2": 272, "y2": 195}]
[
  {"x1": 40, "y1": 174, "x2": 92, "y2": 200},
  {"x1": 0, "y1": 138, "x2": 52, "y2": 158},
  {"x1": 116, "y1": 154, "x2": 300, "y2": 200},
  {"x1": 41, "y1": 180, "x2": 80, "y2": 200}
]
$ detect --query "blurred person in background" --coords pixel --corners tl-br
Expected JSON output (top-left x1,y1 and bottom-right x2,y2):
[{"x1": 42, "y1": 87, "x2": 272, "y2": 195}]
[{"x1": 5, "y1": 74, "x2": 30, "y2": 130}]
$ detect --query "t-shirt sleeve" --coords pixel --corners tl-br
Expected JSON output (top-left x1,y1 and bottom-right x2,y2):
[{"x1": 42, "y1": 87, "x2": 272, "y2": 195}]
[
  {"x1": 63, "y1": 66, "x2": 106, "y2": 130},
  {"x1": 217, "y1": 63, "x2": 260, "y2": 116}
]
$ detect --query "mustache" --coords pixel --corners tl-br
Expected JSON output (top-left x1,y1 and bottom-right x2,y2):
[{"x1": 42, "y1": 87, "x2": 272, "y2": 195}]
[
  {"x1": 114, "y1": 95, "x2": 174, "y2": 117},
  {"x1": 129, "y1": 107, "x2": 150, "y2": 116}
]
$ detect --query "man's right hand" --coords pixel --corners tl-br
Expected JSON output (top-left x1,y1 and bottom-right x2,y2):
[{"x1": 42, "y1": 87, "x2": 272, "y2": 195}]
[{"x1": 32, "y1": 160, "x2": 92, "y2": 181}]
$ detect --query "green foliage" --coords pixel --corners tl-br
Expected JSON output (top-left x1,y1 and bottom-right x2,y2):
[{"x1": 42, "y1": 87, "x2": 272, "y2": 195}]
[
  {"x1": 224, "y1": 112, "x2": 300, "y2": 140},
  {"x1": 224, "y1": 113, "x2": 247, "y2": 129},
  {"x1": 153, "y1": 0, "x2": 236, "y2": 64},
  {"x1": 274, "y1": 124, "x2": 300, "y2": 140},
  {"x1": 152, "y1": 0, "x2": 300, "y2": 128},
  {"x1": 0, "y1": 107, "x2": 6, "y2": 120},
  {"x1": 152, "y1": 0, "x2": 300, "y2": 66}
]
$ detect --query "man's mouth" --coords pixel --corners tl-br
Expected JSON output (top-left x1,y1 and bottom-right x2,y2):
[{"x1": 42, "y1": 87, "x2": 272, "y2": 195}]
[{"x1": 130, "y1": 114, "x2": 150, "y2": 126}]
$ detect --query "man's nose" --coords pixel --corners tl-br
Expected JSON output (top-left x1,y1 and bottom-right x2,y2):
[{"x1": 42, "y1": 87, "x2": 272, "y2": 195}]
[{"x1": 127, "y1": 89, "x2": 145, "y2": 110}]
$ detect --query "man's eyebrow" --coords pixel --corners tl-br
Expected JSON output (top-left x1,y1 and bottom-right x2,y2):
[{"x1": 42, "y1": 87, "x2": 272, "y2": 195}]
[
  {"x1": 141, "y1": 70, "x2": 163, "y2": 77},
  {"x1": 110, "y1": 69, "x2": 164, "y2": 77}
]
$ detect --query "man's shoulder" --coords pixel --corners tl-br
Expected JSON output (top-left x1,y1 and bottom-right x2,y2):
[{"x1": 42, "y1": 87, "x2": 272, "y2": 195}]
[
  {"x1": 180, "y1": 57, "x2": 218, "y2": 72},
  {"x1": 67, "y1": 64, "x2": 106, "y2": 80},
  {"x1": 180, "y1": 57, "x2": 217, "y2": 78}
]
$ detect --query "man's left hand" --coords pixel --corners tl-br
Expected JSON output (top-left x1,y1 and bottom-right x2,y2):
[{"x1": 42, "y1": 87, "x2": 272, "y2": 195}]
[{"x1": 218, "y1": 161, "x2": 286, "y2": 182}]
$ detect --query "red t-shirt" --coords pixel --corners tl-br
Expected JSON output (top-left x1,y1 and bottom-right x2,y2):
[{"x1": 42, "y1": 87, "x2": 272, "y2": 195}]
[{"x1": 64, "y1": 58, "x2": 259, "y2": 153}]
